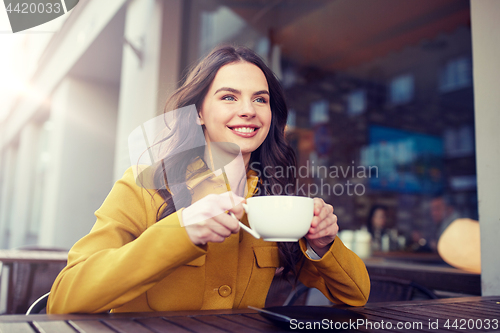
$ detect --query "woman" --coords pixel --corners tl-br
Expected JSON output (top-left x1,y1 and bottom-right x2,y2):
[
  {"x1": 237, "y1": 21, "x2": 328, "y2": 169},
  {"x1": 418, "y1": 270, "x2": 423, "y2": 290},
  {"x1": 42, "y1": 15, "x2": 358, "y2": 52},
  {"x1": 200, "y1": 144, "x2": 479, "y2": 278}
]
[
  {"x1": 367, "y1": 205, "x2": 388, "y2": 251},
  {"x1": 47, "y1": 45, "x2": 369, "y2": 314}
]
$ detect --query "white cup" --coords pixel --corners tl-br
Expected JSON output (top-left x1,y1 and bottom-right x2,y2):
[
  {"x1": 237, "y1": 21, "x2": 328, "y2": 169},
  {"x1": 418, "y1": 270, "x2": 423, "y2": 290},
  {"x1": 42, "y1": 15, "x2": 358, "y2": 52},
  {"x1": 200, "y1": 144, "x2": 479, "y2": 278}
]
[
  {"x1": 354, "y1": 228, "x2": 372, "y2": 259},
  {"x1": 339, "y1": 230, "x2": 354, "y2": 251},
  {"x1": 240, "y1": 196, "x2": 314, "y2": 242}
]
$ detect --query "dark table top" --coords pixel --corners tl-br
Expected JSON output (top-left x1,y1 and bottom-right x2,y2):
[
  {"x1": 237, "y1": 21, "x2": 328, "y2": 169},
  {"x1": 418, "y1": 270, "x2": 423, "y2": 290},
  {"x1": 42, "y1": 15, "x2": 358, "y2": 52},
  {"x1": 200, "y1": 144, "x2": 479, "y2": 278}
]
[
  {"x1": 364, "y1": 256, "x2": 481, "y2": 296},
  {"x1": 371, "y1": 251, "x2": 445, "y2": 264},
  {"x1": 1, "y1": 296, "x2": 499, "y2": 332}
]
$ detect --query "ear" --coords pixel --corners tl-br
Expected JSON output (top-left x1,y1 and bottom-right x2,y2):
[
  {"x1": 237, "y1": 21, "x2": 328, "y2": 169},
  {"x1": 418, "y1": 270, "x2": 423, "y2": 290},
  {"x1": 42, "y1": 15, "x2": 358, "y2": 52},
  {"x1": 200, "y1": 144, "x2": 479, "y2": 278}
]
[
  {"x1": 197, "y1": 113, "x2": 205, "y2": 125},
  {"x1": 196, "y1": 116, "x2": 205, "y2": 125}
]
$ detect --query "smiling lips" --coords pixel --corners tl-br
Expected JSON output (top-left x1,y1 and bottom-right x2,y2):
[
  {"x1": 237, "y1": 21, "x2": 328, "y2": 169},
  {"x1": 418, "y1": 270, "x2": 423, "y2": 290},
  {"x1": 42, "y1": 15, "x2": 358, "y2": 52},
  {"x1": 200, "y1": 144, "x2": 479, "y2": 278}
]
[{"x1": 227, "y1": 125, "x2": 260, "y2": 138}]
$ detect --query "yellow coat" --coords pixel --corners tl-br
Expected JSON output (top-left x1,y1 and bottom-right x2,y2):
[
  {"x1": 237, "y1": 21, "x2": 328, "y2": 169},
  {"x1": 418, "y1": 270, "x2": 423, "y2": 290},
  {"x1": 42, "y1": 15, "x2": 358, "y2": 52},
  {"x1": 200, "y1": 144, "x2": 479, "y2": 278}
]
[{"x1": 47, "y1": 161, "x2": 370, "y2": 314}]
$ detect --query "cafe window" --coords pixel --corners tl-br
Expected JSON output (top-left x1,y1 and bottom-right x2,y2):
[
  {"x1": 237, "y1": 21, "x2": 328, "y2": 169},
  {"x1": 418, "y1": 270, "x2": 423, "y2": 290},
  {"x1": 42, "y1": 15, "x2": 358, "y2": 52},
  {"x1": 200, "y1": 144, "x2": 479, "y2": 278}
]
[
  {"x1": 183, "y1": 0, "x2": 477, "y2": 253},
  {"x1": 444, "y1": 125, "x2": 475, "y2": 158},
  {"x1": 286, "y1": 109, "x2": 296, "y2": 130},
  {"x1": 310, "y1": 100, "x2": 329, "y2": 126},
  {"x1": 389, "y1": 74, "x2": 414, "y2": 105},
  {"x1": 439, "y1": 56, "x2": 472, "y2": 93},
  {"x1": 347, "y1": 89, "x2": 367, "y2": 116}
]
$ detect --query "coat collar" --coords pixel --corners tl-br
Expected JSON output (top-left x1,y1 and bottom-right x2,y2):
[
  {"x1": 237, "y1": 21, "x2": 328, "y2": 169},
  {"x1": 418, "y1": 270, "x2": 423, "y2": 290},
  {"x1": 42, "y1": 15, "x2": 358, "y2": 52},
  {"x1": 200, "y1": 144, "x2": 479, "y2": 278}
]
[{"x1": 186, "y1": 157, "x2": 259, "y2": 198}]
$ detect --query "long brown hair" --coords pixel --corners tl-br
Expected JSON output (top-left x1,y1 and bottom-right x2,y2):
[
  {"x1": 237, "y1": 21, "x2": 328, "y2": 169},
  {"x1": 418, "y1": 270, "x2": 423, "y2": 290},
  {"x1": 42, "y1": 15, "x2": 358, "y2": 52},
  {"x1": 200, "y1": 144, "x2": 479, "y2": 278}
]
[{"x1": 154, "y1": 45, "x2": 302, "y2": 278}]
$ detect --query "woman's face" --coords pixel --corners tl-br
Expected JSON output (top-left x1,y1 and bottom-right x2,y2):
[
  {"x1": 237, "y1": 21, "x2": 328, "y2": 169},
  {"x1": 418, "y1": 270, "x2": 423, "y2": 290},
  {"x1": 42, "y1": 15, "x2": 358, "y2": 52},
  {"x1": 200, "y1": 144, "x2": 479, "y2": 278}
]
[
  {"x1": 199, "y1": 62, "x2": 272, "y2": 165},
  {"x1": 372, "y1": 208, "x2": 387, "y2": 229}
]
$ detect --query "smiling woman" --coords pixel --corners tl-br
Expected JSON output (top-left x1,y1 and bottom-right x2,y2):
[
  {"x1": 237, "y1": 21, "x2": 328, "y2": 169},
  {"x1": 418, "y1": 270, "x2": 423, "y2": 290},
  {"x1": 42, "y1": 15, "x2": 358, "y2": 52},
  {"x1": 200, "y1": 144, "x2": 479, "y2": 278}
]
[
  {"x1": 199, "y1": 62, "x2": 272, "y2": 166},
  {"x1": 46, "y1": 45, "x2": 370, "y2": 314}
]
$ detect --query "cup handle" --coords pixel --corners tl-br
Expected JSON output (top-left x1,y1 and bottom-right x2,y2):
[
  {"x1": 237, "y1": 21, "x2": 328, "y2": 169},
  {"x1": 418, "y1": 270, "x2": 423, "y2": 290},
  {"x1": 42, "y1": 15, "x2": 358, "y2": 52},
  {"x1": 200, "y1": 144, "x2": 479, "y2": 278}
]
[{"x1": 229, "y1": 211, "x2": 260, "y2": 239}]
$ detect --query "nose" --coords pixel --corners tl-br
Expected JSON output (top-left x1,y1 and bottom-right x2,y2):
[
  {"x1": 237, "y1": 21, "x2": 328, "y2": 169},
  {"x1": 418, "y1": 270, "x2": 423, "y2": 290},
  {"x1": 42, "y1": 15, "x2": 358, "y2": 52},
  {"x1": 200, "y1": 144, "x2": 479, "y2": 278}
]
[{"x1": 238, "y1": 101, "x2": 256, "y2": 118}]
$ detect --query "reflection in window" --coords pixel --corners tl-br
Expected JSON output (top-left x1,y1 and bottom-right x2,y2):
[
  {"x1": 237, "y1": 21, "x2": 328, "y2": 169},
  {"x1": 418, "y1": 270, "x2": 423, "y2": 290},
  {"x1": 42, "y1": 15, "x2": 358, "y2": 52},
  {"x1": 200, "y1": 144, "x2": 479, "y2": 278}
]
[
  {"x1": 444, "y1": 125, "x2": 474, "y2": 158},
  {"x1": 255, "y1": 37, "x2": 270, "y2": 59},
  {"x1": 286, "y1": 109, "x2": 296, "y2": 130},
  {"x1": 389, "y1": 74, "x2": 414, "y2": 105},
  {"x1": 282, "y1": 67, "x2": 297, "y2": 89},
  {"x1": 185, "y1": 0, "x2": 478, "y2": 236},
  {"x1": 199, "y1": 6, "x2": 246, "y2": 57},
  {"x1": 310, "y1": 100, "x2": 329, "y2": 126},
  {"x1": 347, "y1": 89, "x2": 367, "y2": 116},
  {"x1": 360, "y1": 125, "x2": 444, "y2": 194},
  {"x1": 439, "y1": 56, "x2": 471, "y2": 93}
]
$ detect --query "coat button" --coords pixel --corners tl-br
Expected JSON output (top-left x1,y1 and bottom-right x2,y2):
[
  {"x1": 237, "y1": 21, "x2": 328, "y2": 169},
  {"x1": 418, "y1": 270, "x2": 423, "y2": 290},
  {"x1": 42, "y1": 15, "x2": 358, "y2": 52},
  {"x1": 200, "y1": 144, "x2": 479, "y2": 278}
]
[{"x1": 218, "y1": 285, "x2": 232, "y2": 297}]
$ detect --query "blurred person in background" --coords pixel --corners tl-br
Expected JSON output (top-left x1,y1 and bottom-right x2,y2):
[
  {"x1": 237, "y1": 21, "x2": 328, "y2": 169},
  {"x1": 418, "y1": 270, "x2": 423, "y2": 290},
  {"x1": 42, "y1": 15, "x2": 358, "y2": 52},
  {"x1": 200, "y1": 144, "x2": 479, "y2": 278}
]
[
  {"x1": 366, "y1": 205, "x2": 388, "y2": 251},
  {"x1": 411, "y1": 193, "x2": 461, "y2": 252},
  {"x1": 428, "y1": 194, "x2": 461, "y2": 251}
]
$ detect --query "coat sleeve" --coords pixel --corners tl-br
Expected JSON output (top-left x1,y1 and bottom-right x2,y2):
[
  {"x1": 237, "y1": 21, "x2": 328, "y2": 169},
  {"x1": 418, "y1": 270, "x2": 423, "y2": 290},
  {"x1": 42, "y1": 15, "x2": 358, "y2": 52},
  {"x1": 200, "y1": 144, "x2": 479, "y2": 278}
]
[
  {"x1": 297, "y1": 237, "x2": 370, "y2": 306},
  {"x1": 47, "y1": 168, "x2": 207, "y2": 314}
]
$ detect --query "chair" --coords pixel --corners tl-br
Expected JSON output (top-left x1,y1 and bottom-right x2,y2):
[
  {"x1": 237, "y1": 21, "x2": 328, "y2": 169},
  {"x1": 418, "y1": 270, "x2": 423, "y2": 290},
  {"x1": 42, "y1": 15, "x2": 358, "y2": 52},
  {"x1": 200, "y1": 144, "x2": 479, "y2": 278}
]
[
  {"x1": 265, "y1": 275, "x2": 311, "y2": 307},
  {"x1": 368, "y1": 275, "x2": 438, "y2": 302},
  {"x1": 282, "y1": 275, "x2": 438, "y2": 306},
  {"x1": 6, "y1": 247, "x2": 67, "y2": 314},
  {"x1": 283, "y1": 283, "x2": 310, "y2": 306},
  {"x1": 26, "y1": 292, "x2": 50, "y2": 315}
]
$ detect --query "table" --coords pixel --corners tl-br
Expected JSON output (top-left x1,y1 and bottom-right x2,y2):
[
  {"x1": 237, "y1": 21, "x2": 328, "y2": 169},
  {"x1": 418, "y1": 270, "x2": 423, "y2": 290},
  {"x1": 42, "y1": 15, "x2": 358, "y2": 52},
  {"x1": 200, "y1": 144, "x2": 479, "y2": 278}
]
[
  {"x1": 0, "y1": 296, "x2": 498, "y2": 332},
  {"x1": 371, "y1": 251, "x2": 445, "y2": 264},
  {"x1": 0, "y1": 250, "x2": 68, "y2": 314},
  {"x1": 364, "y1": 256, "x2": 481, "y2": 296}
]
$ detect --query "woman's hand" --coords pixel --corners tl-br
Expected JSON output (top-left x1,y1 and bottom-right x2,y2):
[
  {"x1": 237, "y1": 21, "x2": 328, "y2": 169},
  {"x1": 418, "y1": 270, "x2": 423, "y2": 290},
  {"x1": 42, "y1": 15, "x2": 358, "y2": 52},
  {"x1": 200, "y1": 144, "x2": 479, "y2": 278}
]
[
  {"x1": 182, "y1": 193, "x2": 245, "y2": 245},
  {"x1": 305, "y1": 198, "x2": 338, "y2": 257}
]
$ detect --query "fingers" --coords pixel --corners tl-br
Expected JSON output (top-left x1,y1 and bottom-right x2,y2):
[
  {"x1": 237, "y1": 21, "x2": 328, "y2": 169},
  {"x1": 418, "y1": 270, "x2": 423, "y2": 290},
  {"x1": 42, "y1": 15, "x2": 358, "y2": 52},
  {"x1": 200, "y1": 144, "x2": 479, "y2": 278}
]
[
  {"x1": 185, "y1": 210, "x2": 241, "y2": 245},
  {"x1": 230, "y1": 192, "x2": 246, "y2": 206},
  {"x1": 186, "y1": 224, "x2": 227, "y2": 245},
  {"x1": 184, "y1": 191, "x2": 247, "y2": 245},
  {"x1": 183, "y1": 191, "x2": 245, "y2": 226},
  {"x1": 311, "y1": 199, "x2": 332, "y2": 227},
  {"x1": 313, "y1": 197, "x2": 324, "y2": 216},
  {"x1": 308, "y1": 198, "x2": 337, "y2": 240},
  {"x1": 308, "y1": 214, "x2": 338, "y2": 239},
  {"x1": 216, "y1": 211, "x2": 241, "y2": 234},
  {"x1": 317, "y1": 204, "x2": 330, "y2": 222},
  {"x1": 217, "y1": 192, "x2": 246, "y2": 220},
  {"x1": 203, "y1": 212, "x2": 241, "y2": 239},
  {"x1": 311, "y1": 198, "x2": 323, "y2": 228},
  {"x1": 229, "y1": 199, "x2": 246, "y2": 220},
  {"x1": 205, "y1": 221, "x2": 232, "y2": 239}
]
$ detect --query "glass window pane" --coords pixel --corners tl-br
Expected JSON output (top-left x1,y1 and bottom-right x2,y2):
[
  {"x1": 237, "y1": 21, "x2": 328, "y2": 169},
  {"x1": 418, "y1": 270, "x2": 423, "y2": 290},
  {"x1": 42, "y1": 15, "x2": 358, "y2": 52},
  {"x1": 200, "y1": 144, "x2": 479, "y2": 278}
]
[{"x1": 184, "y1": 0, "x2": 477, "y2": 255}]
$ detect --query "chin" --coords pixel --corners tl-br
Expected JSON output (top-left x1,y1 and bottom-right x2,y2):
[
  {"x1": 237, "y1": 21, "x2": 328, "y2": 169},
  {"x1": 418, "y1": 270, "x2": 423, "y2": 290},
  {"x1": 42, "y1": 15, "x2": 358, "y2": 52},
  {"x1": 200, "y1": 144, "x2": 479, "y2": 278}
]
[{"x1": 238, "y1": 147, "x2": 255, "y2": 156}]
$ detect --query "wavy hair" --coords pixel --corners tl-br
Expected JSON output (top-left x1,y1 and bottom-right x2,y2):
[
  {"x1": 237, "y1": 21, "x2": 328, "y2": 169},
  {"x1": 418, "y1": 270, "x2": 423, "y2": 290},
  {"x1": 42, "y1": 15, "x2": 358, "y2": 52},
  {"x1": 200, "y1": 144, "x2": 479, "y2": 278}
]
[{"x1": 153, "y1": 45, "x2": 301, "y2": 278}]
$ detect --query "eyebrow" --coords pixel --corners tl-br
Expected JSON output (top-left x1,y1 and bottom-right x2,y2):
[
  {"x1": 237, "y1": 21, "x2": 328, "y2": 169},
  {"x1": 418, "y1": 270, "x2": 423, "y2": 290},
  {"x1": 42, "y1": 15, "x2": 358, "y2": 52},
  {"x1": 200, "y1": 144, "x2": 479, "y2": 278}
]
[{"x1": 214, "y1": 87, "x2": 270, "y2": 96}]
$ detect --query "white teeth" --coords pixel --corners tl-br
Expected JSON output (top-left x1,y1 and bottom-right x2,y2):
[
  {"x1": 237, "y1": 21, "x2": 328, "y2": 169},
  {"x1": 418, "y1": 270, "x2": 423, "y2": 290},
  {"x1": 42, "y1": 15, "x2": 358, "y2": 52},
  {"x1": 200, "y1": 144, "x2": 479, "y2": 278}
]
[{"x1": 232, "y1": 127, "x2": 255, "y2": 133}]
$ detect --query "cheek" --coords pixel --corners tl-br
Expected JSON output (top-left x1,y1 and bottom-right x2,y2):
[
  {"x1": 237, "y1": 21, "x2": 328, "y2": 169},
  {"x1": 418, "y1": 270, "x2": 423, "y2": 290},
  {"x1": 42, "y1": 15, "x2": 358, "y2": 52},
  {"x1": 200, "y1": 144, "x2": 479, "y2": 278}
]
[
  {"x1": 261, "y1": 114, "x2": 272, "y2": 137},
  {"x1": 262, "y1": 110, "x2": 272, "y2": 129},
  {"x1": 213, "y1": 108, "x2": 234, "y2": 126},
  {"x1": 203, "y1": 113, "x2": 226, "y2": 129}
]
